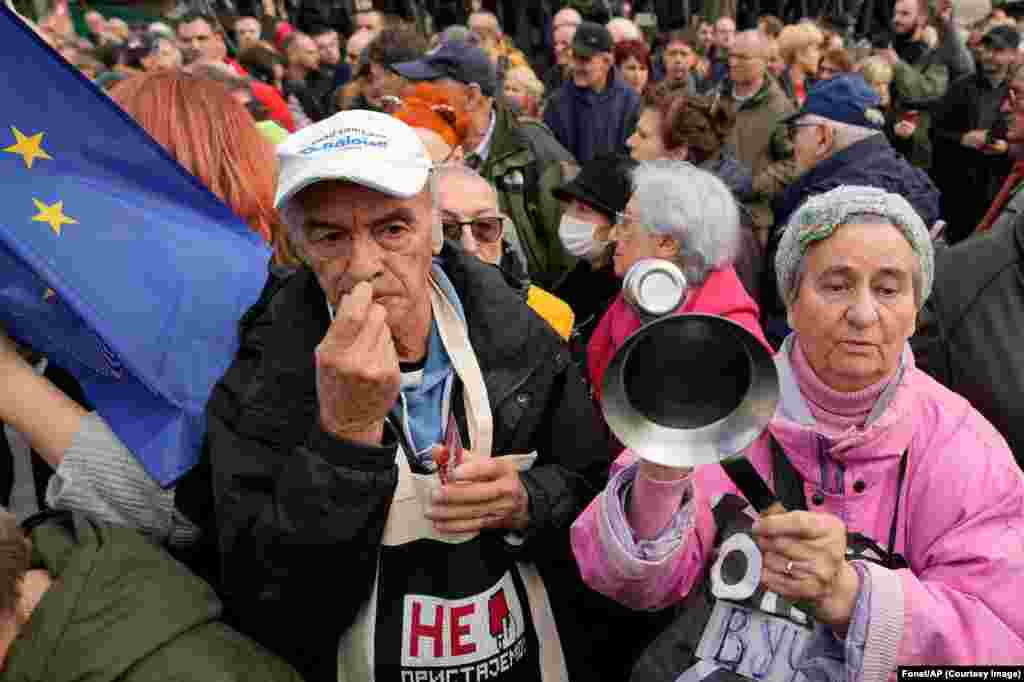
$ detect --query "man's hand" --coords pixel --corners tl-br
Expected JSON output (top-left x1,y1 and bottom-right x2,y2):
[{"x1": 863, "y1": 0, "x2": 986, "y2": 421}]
[
  {"x1": 962, "y1": 129, "x2": 989, "y2": 149},
  {"x1": 752, "y1": 511, "x2": 860, "y2": 630},
  {"x1": 315, "y1": 281, "x2": 401, "y2": 445},
  {"x1": 425, "y1": 449, "x2": 530, "y2": 534}
]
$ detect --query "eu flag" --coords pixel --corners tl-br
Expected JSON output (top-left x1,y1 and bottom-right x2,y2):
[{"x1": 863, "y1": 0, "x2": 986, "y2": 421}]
[{"x1": 0, "y1": 6, "x2": 271, "y2": 486}]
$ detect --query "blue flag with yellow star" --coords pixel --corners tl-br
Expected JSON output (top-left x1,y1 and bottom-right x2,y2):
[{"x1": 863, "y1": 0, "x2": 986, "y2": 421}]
[{"x1": 0, "y1": 6, "x2": 271, "y2": 487}]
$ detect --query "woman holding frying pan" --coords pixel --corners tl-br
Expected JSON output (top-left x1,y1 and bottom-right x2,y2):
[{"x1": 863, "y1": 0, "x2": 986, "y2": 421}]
[{"x1": 571, "y1": 186, "x2": 1024, "y2": 680}]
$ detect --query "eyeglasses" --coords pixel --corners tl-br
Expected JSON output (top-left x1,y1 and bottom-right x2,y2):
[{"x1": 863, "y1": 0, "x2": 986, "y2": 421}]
[{"x1": 442, "y1": 215, "x2": 504, "y2": 243}]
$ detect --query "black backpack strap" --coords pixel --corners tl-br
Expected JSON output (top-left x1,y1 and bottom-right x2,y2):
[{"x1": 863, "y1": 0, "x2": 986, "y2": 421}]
[{"x1": 770, "y1": 434, "x2": 808, "y2": 512}]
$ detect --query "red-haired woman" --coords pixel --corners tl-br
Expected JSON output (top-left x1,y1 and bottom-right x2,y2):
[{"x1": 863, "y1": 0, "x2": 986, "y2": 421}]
[
  {"x1": 615, "y1": 39, "x2": 653, "y2": 96},
  {"x1": 389, "y1": 81, "x2": 473, "y2": 163},
  {"x1": 0, "y1": 71, "x2": 286, "y2": 552}
]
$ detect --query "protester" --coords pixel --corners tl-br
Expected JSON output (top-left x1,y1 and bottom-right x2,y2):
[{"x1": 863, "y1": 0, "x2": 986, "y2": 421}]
[
  {"x1": 659, "y1": 31, "x2": 699, "y2": 94},
  {"x1": 879, "y1": 0, "x2": 951, "y2": 169},
  {"x1": 817, "y1": 46, "x2": 853, "y2": 79},
  {"x1": 704, "y1": 15, "x2": 737, "y2": 87},
  {"x1": 573, "y1": 185, "x2": 1024, "y2": 679},
  {"x1": 282, "y1": 32, "x2": 328, "y2": 124},
  {"x1": 763, "y1": 75, "x2": 941, "y2": 345},
  {"x1": 234, "y1": 15, "x2": 262, "y2": 48},
  {"x1": 361, "y1": 25, "x2": 427, "y2": 110},
  {"x1": 503, "y1": 65, "x2": 545, "y2": 117},
  {"x1": 345, "y1": 26, "x2": 374, "y2": 68},
  {"x1": 469, "y1": 10, "x2": 530, "y2": 81},
  {"x1": 189, "y1": 109, "x2": 611, "y2": 682},
  {"x1": 587, "y1": 160, "x2": 769, "y2": 406},
  {"x1": 713, "y1": 30, "x2": 797, "y2": 240},
  {"x1": 551, "y1": 153, "x2": 636, "y2": 356},
  {"x1": 0, "y1": 510, "x2": 303, "y2": 681},
  {"x1": 544, "y1": 21, "x2": 641, "y2": 164},
  {"x1": 390, "y1": 81, "x2": 472, "y2": 162},
  {"x1": 615, "y1": 39, "x2": 653, "y2": 95},
  {"x1": 394, "y1": 41, "x2": 577, "y2": 291},
  {"x1": 435, "y1": 165, "x2": 575, "y2": 340},
  {"x1": 544, "y1": 13, "x2": 578, "y2": 94},
  {"x1": 910, "y1": 66, "x2": 1024, "y2": 462},
  {"x1": 176, "y1": 12, "x2": 295, "y2": 132},
  {"x1": 930, "y1": 24, "x2": 1017, "y2": 243},
  {"x1": 627, "y1": 88, "x2": 763, "y2": 302},
  {"x1": 776, "y1": 21, "x2": 824, "y2": 105}
]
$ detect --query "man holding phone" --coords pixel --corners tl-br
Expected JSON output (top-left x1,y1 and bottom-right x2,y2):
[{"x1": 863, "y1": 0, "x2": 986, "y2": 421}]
[{"x1": 931, "y1": 25, "x2": 1019, "y2": 244}]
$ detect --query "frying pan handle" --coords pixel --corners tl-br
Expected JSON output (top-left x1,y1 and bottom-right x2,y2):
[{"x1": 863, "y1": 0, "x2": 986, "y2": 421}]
[{"x1": 721, "y1": 457, "x2": 787, "y2": 515}]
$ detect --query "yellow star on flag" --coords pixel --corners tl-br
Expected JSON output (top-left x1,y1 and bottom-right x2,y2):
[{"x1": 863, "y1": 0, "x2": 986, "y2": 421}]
[
  {"x1": 31, "y1": 198, "x2": 77, "y2": 235},
  {"x1": 3, "y1": 127, "x2": 52, "y2": 169}
]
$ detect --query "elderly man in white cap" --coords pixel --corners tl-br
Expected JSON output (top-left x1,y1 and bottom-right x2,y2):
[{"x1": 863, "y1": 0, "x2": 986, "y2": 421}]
[{"x1": 198, "y1": 109, "x2": 611, "y2": 682}]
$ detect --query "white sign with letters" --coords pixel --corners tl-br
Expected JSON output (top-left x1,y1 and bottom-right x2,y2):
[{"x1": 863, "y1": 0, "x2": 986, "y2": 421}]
[{"x1": 693, "y1": 600, "x2": 814, "y2": 682}]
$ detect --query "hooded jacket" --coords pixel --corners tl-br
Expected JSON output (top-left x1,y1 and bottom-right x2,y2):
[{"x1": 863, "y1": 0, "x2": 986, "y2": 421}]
[
  {"x1": 1, "y1": 512, "x2": 303, "y2": 682},
  {"x1": 543, "y1": 69, "x2": 641, "y2": 164},
  {"x1": 572, "y1": 345, "x2": 1024, "y2": 676}
]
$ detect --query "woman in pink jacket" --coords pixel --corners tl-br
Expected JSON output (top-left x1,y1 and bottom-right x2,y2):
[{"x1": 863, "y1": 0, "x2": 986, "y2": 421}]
[
  {"x1": 587, "y1": 160, "x2": 770, "y2": 406},
  {"x1": 572, "y1": 186, "x2": 1024, "y2": 681}
]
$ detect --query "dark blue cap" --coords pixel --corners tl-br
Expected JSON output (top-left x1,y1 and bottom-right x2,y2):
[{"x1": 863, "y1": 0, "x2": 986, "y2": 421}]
[
  {"x1": 391, "y1": 41, "x2": 497, "y2": 97},
  {"x1": 784, "y1": 74, "x2": 885, "y2": 129}
]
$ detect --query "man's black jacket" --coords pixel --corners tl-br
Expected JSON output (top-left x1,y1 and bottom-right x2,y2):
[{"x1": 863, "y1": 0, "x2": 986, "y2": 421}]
[
  {"x1": 178, "y1": 246, "x2": 618, "y2": 681},
  {"x1": 911, "y1": 219, "x2": 1024, "y2": 467}
]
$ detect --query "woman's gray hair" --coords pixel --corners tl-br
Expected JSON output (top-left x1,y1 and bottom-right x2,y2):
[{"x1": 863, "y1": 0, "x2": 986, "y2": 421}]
[
  {"x1": 629, "y1": 160, "x2": 740, "y2": 286},
  {"x1": 775, "y1": 185, "x2": 935, "y2": 308}
]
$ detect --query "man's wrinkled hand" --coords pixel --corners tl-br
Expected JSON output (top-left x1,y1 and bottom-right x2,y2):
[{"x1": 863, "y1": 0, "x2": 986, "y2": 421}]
[
  {"x1": 425, "y1": 448, "x2": 530, "y2": 534},
  {"x1": 315, "y1": 280, "x2": 401, "y2": 445}
]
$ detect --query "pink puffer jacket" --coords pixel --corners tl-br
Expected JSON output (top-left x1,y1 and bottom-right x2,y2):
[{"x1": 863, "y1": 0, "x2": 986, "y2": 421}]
[{"x1": 571, "y1": 348, "x2": 1024, "y2": 679}]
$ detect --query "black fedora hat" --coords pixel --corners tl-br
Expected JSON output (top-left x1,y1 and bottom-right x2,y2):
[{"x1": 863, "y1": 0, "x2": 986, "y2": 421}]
[{"x1": 552, "y1": 153, "x2": 637, "y2": 221}]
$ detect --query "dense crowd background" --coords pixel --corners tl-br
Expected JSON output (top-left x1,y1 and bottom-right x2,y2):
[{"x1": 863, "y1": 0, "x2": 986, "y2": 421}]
[{"x1": 1, "y1": 0, "x2": 1024, "y2": 679}]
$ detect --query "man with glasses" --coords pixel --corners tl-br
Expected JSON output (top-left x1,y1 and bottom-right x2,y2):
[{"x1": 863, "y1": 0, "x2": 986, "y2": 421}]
[
  {"x1": 436, "y1": 164, "x2": 575, "y2": 341},
  {"x1": 760, "y1": 74, "x2": 939, "y2": 346},
  {"x1": 196, "y1": 110, "x2": 610, "y2": 682}
]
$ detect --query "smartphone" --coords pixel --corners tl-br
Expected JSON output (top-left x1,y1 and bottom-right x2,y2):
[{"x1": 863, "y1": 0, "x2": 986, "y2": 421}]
[{"x1": 437, "y1": 410, "x2": 464, "y2": 485}]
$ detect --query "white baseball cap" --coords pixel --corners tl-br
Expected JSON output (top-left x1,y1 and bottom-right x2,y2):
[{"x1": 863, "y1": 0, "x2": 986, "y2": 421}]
[{"x1": 274, "y1": 110, "x2": 432, "y2": 208}]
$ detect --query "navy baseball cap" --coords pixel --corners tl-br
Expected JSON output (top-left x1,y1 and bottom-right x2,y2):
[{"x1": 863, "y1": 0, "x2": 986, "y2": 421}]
[
  {"x1": 784, "y1": 74, "x2": 886, "y2": 129},
  {"x1": 391, "y1": 42, "x2": 497, "y2": 97}
]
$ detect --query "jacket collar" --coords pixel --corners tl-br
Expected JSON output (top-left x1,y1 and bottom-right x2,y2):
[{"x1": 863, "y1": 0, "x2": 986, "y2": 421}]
[
  {"x1": 796, "y1": 133, "x2": 890, "y2": 187},
  {"x1": 770, "y1": 336, "x2": 917, "y2": 465},
  {"x1": 483, "y1": 103, "x2": 528, "y2": 171}
]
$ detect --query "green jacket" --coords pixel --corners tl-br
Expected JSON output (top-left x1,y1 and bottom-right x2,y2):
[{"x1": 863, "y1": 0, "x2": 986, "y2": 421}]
[
  {"x1": 1, "y1": 513, "x2": 304, "y2": 682},
  {"x1": 891, "y1": 49, "x2": 950, "y2": 169},
  {"x1": 479, "y1": 104, "x2": 576, "y2": 291}
]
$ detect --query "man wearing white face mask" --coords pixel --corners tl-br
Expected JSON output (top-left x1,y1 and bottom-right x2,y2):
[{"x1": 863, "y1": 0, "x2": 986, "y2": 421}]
[{"x1": 551, "y1": 153, "x2": 638, "y2": 360}]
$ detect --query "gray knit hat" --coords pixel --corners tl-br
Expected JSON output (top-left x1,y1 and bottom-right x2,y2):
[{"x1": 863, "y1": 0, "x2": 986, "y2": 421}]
[{"x1": 776, "y1": 186, "x2": 935, "y2": 307}]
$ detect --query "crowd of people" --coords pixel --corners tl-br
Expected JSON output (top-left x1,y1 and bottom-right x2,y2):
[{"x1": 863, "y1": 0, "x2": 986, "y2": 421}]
[{"x1": 2, "y1": 0, "x2": 1024, "y2": 679}]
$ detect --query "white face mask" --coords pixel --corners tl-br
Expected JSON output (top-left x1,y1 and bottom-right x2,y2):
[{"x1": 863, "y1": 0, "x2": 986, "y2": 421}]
[{"x1": 559, "y1": 214, "x2": 605, "y2": 259}]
